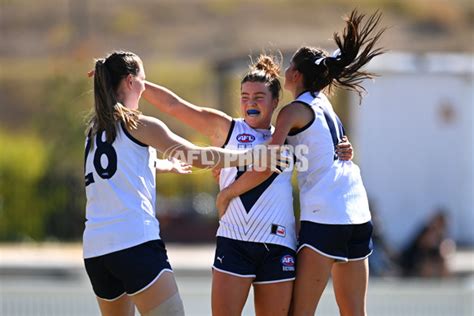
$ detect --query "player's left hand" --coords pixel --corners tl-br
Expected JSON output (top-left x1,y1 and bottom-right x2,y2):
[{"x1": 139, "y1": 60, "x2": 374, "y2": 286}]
[
  {"x1": 156, "y1": 157, "x2": 192, "y2": 174},
  {"x1": 336, "y1": 136, "x2": 353, "y2": 161},
  {"x1": 216, "y1": 189, "x2": 232, "y2": 219}
]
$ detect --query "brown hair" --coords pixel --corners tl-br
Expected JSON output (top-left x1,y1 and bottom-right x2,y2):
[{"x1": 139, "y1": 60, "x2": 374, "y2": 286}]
[
  {"x1": 291, "y1": 10, "x2": 386, "y2": 100},
  {"x1": 241, "y1": 53, "x2": 282, "y2": 100},
  {"x1": 87, "y1": 51, "x2": 142, "y2": 143}
]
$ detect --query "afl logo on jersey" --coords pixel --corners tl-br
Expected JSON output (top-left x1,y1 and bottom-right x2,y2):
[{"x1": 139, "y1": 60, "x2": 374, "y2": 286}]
[
  {"x1": 281, "y1": 255, "x2": 295, "y2": 271},
  {"x1": 236, "y1": 133, "x2": 255, "y2": 143}
]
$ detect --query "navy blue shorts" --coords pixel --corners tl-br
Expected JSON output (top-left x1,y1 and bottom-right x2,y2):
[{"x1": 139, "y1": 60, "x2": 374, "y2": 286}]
[
  {"x1": 84, "y1": 239, "x2": 172, "y2": 300},
  {"x1": 298, "y1": 221, "x2": 373, "y2": 262},
  {"x1": 213, "y1": 237, "x2": 296, "y2": 284}
]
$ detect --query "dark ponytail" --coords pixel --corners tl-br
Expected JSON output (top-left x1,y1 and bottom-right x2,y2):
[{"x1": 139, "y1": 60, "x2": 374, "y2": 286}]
[
  {"x1": 87, "y1": 51, "x2": 142, "y2": 143},
  {"x1": 292, "y1": 10, "x2": 386, "y2": 100}
]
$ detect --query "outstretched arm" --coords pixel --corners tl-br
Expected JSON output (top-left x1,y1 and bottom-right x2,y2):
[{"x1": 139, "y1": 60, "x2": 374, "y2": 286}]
[
  {"x1": 130, "y1": 115, "x2": 283, "y2": 171},
  {"x1": 130, "y1": 115, "x2": 237, "y2": 169},
  {"x1": 87, "y1": 70, "x2": 232, "y2": 145},
  {"x1": 216, "y1": 105, "x2": 299, "y2": 217},
  {"x1": 142, "y1": 81, "x2": 232, "y2": 146},
  {"x1": 215, "y1": 104, "x2": 355, "y2": 217}
]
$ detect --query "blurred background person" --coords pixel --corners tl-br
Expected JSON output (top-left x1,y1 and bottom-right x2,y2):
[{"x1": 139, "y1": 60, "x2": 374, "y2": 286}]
[
  {"x1": 368, "y1": 201, "x2": 399, "y2": 277},
  {"x1": 399, "y1": 209, "x2": 456, "y2": 278}
]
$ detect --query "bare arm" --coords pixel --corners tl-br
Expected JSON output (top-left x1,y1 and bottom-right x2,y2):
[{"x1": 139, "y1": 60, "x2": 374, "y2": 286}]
[
  {"x1": 216, "y1": 105, "x2": 302, "y2": 216},
  {"x1": 215, "y1": 104, "x2": 354, "y2": 216},
  {"x1": 142, "y1": 81, "x2": 232, "y2": 146},
  {"x1": 218, "y1": 102, "x2": 355, "y2": 194},
  {"x1": 130, "y1": 115, "x2": 259, "y2": 170}
]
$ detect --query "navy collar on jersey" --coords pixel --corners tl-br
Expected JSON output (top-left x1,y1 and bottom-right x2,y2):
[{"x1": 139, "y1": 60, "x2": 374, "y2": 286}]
[
  {"x1": 296, "y1": 90, "x2": 321, "y2": 99},
  {"x1": 242, "y1": 119, "x2": 272, "y2": 131}
]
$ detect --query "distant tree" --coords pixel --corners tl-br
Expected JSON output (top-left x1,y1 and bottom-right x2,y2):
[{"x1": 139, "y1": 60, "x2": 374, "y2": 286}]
[
  {"x1": 0, "y1": 132, "x2": 47, "y2": 240},
  {"x1": 32, "y1": 75, "x2": 90, "y2": 240}
]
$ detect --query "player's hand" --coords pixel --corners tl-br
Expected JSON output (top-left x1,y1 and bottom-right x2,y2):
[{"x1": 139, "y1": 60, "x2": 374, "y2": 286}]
[
  {"x1": 216, "y1": 189, "x2": 232, "y2": 219},
  {"x1": 336, "y1": 136, "x2": 353, "y2": 161},
  {"x1": 87, "y1": 69, "x2": 95, "y2": 78},
  {"x1": 156, "y1": 158, "x2": 192, "y2": 174},
  {"x1": 171, "y1": 158, "x2": 192, "y2": 174},
  {"x1": 252, "y1": 145, "x2": 290, "y2": 173}
]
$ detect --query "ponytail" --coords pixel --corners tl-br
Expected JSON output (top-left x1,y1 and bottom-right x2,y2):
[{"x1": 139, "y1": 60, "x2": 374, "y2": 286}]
[
  {"x1": 292, "y1": 9, "x2": 386, "y2": 100},
  {"x1": 87, "y1": 51, "x2": 142, "y2": 143}
]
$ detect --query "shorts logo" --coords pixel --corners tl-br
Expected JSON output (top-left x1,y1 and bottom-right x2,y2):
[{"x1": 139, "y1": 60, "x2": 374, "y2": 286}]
[
  {"x1": 281, "y1": 255, "x2": 295, "y2": 271},
  {"x1": 236, "y1": 133, "x2": 255, "y2": 143}
]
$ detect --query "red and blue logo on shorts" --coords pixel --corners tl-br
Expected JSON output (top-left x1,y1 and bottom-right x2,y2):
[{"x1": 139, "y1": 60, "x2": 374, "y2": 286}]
[
  {"x1": 236, "y1": 133, "x2": 255, "y2": 143},
  {"x1": 281, "y1": 255, "x2": 295, "y2": 272}
]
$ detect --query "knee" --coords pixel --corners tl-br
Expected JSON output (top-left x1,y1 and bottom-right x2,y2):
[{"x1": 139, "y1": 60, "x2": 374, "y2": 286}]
[
  {"x1": 142, "y1": 292, "x2": 184, "y2": 316},
  {"x1": 338, "y1": 305, "x2": 366, "y2": 316}
]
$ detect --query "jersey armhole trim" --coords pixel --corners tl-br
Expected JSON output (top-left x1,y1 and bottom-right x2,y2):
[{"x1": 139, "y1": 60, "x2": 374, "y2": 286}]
[
  {"x1": 121, "y1": 121, "x2": 148, "y2": 147},
  {"x1": 287, "y1": 102, "x2": 315, "y2": 136},
  {"x1": 221, "y1": 119, "x2": 236, "y2": 148}
]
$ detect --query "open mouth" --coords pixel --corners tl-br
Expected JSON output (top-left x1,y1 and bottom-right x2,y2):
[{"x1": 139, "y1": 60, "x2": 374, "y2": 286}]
[{"x1": 246, "y1": 109, "x2": 261, "y2": 117}]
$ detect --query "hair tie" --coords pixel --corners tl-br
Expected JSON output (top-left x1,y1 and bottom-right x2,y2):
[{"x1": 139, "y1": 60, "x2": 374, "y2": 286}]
[
  {"x1": 314, "y1": 56, "x2": 325, "y2": 66},
  {"x1": 331, "y1": 48, "x2": 341, "y2": 58},
  {"x1": 315, "y1": 48, "x2": 342, "y2": 66}
]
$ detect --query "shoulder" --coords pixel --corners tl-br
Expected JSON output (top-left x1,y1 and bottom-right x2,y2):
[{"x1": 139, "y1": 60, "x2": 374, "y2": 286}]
[
  {"x1": 277, "y1": 101, "x2": 313, "y2": 123},
  {"x1": 137, "y1": 115, "x2": 167, "y2": 130},
  {"x1": 232, "y1": 118, "x2": 246, "y2": 128},
  {"x1": 128, "y1": 115, "x2": 171, "y2": 147},
  {"x1": 138, "y1": 114, "x2": 157, "y2": 124}
]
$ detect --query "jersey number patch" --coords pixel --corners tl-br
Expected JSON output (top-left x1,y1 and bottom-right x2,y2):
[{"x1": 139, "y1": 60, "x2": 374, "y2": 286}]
[{"x1": 84, "y1": 131, "x2": 118, "y2": 186}]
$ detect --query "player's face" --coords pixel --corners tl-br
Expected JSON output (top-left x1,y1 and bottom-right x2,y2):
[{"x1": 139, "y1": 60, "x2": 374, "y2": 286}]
[
  {"x1": 284, "y1": 62, "x2": 298, "y2": 93},
  {"x1": 124, "y1": 63, "x2": 146, "y2": 110},
  {"x1": 132, "y1": 64, "x2": 146, "y2": 99},
  {"x1": 240, "y1": 81, "x2": 277, "y2": 129}
]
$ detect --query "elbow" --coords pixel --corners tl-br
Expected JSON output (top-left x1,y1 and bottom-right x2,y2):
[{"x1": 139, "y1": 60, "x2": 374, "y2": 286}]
[
  {"x1": 257, "y1": 168, "x2": 274, "y2": 176},
  {"x1": 263, "y1": 169, "x2": 275, "y2": 178}
]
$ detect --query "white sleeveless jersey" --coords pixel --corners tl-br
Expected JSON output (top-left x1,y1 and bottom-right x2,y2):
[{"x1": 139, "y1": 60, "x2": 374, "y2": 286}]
[
  {"x1": 217, "y1": 119, "x2": 296, "y2": 250},
  {"x1": 83, "y1": 122, "x2": 160, "y2": 258},
  {"x1": 286, "y1": 91, "x2": 371, "y2": 225}
]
